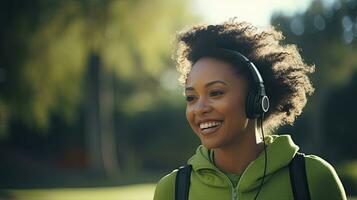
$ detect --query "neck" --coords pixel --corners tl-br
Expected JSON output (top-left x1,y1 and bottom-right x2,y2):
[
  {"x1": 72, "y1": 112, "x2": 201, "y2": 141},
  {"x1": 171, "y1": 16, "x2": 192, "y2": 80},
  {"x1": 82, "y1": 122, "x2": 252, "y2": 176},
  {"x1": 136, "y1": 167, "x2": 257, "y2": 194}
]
[{"x1": 213, "y1": 119, "x2": 264, "y2": 174}]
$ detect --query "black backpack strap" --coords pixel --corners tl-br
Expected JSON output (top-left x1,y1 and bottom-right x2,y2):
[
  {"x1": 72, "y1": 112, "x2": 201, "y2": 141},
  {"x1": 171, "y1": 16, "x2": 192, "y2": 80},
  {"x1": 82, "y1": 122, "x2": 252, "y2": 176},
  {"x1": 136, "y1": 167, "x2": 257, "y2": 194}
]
[
  {"x1": 289, "y1": 152, "x2": 311, "y2": 200},
  {"x1": 175, "y1": 164, "x2": 192, "y2": 200}
]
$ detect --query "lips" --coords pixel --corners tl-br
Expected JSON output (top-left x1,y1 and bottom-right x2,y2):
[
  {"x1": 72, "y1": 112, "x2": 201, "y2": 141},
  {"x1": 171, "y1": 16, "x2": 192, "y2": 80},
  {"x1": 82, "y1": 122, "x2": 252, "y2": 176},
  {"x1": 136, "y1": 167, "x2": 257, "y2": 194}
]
[
  {"x1": 197, "y1": 120, "x2": 223, "y2": 135},
  {"x1": 199, "y1": 121, "x2": 221, "y2": 129}
]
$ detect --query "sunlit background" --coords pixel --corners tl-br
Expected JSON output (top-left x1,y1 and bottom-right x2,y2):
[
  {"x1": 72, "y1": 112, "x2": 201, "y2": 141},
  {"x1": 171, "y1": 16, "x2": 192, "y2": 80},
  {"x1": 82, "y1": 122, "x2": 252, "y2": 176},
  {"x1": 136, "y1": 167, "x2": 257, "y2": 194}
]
[{"x1": 0, "y1": 0, "x2": 356, "y2": 199}]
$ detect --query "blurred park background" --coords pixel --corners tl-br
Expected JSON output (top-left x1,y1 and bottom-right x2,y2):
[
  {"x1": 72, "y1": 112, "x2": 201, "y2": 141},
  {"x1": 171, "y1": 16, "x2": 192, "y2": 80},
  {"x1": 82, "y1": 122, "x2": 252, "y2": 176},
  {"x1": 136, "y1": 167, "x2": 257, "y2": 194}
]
[{"x1": 0, "y1": 0, "x2": 356, "y2": 199}]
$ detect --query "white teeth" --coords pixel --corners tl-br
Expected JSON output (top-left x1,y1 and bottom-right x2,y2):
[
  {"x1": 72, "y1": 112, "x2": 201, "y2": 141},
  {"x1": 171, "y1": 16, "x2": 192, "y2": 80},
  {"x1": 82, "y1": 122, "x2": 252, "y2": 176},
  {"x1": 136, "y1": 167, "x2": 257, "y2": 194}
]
[{"x1": 199, "y1": 121, "x2": 221, "y2": 129}]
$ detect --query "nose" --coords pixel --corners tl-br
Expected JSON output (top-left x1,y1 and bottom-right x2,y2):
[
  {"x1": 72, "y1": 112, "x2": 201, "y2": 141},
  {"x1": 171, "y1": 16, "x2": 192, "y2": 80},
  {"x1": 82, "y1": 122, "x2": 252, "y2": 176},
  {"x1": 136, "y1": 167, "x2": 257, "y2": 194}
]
[{"x1": 193, "y1": 98, "x2": 212, "y2": 115}]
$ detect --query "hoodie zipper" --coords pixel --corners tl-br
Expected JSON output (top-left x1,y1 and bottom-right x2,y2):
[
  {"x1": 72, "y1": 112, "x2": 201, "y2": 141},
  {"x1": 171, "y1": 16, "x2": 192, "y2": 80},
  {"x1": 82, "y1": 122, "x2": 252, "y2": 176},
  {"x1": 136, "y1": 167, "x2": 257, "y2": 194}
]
[
  {"x1": 209, "y1": 152, "x2": 238, "y2": 200},
  {"x1": 212, "y1": 167, "x2": 243, "y2": 200},
  {"x1": 232, "y1": 187, "x2": 238, "y2": 200},
  {"x1": 210, "y1": 167, "x2": 236, "y2": 200},
  {"x1": 210, "y1": 160, "x2": 254, "y2": 200},
  {"x1": 208, "y1": 150, "x2": 257, "y2": 200}
]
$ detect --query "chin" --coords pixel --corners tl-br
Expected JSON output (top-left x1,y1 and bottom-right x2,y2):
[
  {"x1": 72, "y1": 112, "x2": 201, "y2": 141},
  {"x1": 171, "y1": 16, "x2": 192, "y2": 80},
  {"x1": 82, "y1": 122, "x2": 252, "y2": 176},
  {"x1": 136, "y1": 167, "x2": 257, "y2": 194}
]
[
  {"x1": 200, "y1": 140, "x2": 220, "y2": 150},
  {"x1": 201, "y1": 143, "x2": 213, "y2": 149}
]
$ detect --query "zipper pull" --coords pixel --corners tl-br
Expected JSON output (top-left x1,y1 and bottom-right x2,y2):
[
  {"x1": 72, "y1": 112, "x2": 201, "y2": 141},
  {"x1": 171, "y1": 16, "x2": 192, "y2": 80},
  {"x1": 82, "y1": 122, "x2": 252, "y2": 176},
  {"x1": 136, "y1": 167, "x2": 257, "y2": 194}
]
[{"x1": 232, "y1": 188, "x2": 238, "y2": 200}]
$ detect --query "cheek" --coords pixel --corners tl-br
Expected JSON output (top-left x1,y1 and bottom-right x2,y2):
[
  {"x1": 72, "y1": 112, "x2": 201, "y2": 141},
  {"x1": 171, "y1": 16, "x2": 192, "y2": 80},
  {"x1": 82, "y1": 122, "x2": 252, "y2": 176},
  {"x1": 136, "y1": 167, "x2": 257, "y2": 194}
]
[
  {"x1": 186, "y1": 106, "x2": 194, "y2": 125},
  {"x1": 186, "y1": 105, "x2": 200, "y2": 134},
  {"x1": 220, "y1": 95, "x2": 246, "y2": 121}
]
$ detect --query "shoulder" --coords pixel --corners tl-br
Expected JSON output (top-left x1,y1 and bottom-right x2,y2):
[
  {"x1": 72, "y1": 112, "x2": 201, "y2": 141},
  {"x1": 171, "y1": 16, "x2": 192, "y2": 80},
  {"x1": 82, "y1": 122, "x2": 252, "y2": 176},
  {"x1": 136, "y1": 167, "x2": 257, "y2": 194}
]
[
  {"x1": 153, "y1": 169, "x2": 178, "y2": 200},
  {"x1": 304, "y1": 154, "x2": 347, "y2": 200}
]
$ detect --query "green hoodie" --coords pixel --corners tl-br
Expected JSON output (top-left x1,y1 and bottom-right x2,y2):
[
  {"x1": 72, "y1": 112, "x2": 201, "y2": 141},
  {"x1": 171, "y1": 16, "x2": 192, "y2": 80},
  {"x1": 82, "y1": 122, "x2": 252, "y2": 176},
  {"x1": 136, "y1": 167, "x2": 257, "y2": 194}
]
[{"x1": 154, "y1": 134, "x2": 347, "y2": 200}]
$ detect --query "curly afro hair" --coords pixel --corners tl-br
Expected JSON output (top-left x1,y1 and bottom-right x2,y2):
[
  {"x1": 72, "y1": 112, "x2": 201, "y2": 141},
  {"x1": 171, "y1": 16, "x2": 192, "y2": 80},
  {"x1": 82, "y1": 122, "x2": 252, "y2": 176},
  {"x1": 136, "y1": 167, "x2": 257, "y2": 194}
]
[{"x1": 174, "y1": 20, "x2": 315, "y2": 132}]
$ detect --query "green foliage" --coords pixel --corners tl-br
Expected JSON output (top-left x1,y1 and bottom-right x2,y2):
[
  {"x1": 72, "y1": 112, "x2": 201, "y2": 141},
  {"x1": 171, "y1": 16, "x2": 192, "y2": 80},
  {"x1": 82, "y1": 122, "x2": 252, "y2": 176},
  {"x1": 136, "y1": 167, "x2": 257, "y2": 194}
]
[
  {"x1": 271, "y1": 0, "x2": 357, "y2": 88},
  {"x1": 9, "y1": 184, "x2": 156, "y2": 200},
  {"x1": 0, "y1": 0, "x2": 198, "y2": 132}
]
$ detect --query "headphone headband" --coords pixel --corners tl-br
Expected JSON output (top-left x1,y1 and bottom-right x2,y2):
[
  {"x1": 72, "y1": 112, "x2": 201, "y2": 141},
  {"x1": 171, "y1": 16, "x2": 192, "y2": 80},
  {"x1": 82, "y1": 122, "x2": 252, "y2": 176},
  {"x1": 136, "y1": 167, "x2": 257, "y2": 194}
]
[{"x1": 216, "y1": 48, "x2": 264, "y2": 84}]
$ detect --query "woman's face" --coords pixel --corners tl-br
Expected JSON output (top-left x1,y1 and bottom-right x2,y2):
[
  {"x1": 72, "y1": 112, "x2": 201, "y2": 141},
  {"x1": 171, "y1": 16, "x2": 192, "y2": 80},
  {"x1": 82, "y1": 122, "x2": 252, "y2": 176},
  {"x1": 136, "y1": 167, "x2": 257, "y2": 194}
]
[{"x1": 185, "y1": 57, "x2": 251, "y2": 149}]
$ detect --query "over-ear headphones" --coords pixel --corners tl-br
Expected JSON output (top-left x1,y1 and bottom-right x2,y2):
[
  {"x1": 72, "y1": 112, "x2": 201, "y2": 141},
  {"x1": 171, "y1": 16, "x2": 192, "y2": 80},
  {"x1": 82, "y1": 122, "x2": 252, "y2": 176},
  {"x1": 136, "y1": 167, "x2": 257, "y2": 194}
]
[{"x1": 218, "y1": 48, "x2": 270, "y2": 119}]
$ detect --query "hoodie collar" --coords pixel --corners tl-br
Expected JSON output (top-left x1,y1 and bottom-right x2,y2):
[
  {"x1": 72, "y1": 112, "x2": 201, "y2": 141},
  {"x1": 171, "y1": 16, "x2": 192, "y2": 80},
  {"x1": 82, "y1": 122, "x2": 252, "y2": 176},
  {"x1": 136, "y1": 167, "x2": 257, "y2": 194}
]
[{"x1": 187, "y1": 134, "x2": 299, "y2": 191}]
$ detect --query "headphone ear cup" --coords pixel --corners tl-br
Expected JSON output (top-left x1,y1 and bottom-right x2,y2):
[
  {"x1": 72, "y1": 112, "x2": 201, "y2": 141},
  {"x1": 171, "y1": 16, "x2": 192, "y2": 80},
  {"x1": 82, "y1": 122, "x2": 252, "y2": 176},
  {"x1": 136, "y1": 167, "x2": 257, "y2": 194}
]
[
  {"x1": 246, "y1": 91, "x2": 256, "y2": 119},
  {"x1": 253, "y1": 93, "x2": 262, "y2": 118},
  {"x1": 259, "y1": 95, "x2": 270, "y2": 114},
  {"x1": 246, "y1": 88, "x2": 267, "y2": 119},
  {"x1": 252, "y1": 94, "x2": 269, "y2": 118}
]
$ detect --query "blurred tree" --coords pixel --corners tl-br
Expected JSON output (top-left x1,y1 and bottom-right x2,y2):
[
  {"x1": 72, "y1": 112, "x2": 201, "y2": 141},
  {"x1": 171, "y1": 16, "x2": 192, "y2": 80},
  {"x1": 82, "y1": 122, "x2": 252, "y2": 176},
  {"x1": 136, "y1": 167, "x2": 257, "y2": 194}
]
[
  {"x1": 0, "y1": 0, "x2": 197, "y2": 177},
  {"x1": 271, "y1": 0, "x2": 357, "y2": 158}
]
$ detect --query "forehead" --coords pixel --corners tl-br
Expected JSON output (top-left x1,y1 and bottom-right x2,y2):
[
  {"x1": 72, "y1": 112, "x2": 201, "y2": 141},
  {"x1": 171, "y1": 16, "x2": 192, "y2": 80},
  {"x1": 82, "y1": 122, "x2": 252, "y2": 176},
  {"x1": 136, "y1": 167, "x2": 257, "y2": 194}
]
[{"x1": 186, "y1": 57, "x2": 242, "y2": 86}]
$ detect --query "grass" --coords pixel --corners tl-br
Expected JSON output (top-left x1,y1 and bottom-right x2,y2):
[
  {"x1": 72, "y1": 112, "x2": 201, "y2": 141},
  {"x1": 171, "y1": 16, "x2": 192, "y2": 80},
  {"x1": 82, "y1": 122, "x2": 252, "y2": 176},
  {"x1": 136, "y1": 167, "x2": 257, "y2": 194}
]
[
  {"x1": 4, "y1": 184, "x2": 357, "y2": 200},
  {"x1": 7, "y1": 184, "x2": 156, "y2": 200}
]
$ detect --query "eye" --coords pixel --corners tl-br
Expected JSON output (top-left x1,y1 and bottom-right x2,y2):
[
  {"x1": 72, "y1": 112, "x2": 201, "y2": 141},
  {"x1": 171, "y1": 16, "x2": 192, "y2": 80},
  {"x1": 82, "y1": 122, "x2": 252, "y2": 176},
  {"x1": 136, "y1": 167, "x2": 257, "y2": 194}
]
[
  {"x1": 209, "y1": 90, "x2": 224, "y2": 97},
  {"x1": 185, "y1": 95, "x2": 196, "y2": 102}
]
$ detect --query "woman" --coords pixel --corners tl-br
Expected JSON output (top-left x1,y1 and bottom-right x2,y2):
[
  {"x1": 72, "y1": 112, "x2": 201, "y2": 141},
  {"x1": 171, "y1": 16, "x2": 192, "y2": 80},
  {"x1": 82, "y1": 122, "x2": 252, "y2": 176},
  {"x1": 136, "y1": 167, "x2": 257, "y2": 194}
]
[{"x1": 153, "y1": 20, "x2": 347, "y2": 200}]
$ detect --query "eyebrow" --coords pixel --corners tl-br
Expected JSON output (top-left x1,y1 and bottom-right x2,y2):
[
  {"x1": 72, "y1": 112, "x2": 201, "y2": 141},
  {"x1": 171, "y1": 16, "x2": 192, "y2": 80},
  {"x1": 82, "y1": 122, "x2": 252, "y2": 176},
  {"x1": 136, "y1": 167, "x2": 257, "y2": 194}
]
[{"x1": 185, "y1": 80, "x2": 227, "y2": 91}]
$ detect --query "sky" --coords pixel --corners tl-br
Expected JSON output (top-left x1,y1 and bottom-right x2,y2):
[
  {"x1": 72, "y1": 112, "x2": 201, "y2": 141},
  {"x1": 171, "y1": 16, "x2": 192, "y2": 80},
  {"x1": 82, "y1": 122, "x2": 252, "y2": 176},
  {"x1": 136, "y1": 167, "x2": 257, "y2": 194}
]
[{"x1": 190, "y1": 0, "x2": 316, "y2": 27}]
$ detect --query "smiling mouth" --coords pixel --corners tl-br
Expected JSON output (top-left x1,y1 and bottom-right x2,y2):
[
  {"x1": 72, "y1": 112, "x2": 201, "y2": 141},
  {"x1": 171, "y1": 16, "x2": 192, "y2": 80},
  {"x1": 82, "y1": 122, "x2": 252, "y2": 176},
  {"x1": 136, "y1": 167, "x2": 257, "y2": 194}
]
[{"x1": 199, "y1": 121, "x2": 223, "y2": 134}]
